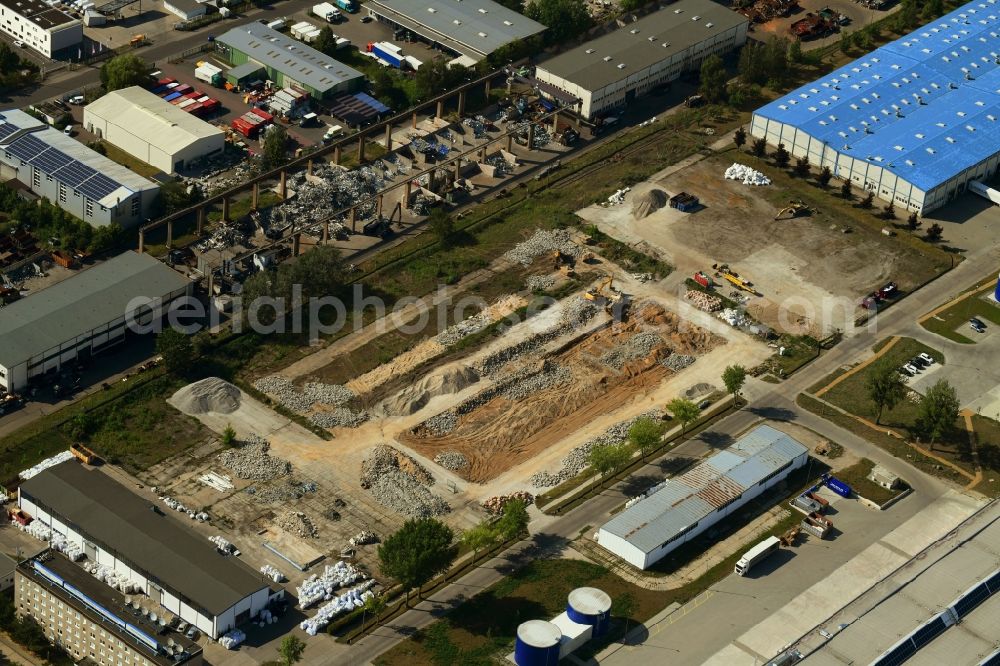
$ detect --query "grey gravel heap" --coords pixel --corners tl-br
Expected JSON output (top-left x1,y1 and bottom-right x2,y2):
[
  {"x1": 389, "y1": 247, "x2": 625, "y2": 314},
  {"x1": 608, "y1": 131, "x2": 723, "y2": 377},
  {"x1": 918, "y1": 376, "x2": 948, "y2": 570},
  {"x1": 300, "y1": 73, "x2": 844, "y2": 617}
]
[
  {"x1": 600, "y1": 332, "x2": 663, "y2": 370},
  {"x1": 436, "y1": 311, "x2": 493, "y2": 346},
  {"x1": 500, "y1": 365, "x2": 571, "y2": 401},
  {"x1": 303, "y1": 382, "x2": 356, "y2": 406},
  {"x1": 433, "y1": 452, "x2": 468, "y2": 470},
  {"x1": 526, "y1": 274, "x2": 555, "y2": 291},
  {"x1": 503, "y1": 228, "x2": 582, "y2": 266},
  {"x1": 529, "y1": 409, "x2": 664, "y2": 487},
  {"x1": 276, "y1": 511, "x2": 318, "y2": 539},
  {"x1": 361, "y1": 444, "x2": 435, "y2": 488},
  {"x1": 246, "y1": 479, "x2": 318, "y2": 503},
  {"x1": 310, "y1": 408, "x2": 369, "y2": 429},
  {"x1": 369, "y1": 470, "x2": 450, "y2": 517},
  {"x1": 217, "y1": 434, "x2": 291, "y2": 480},
  {"x1": 254, "y1": 376, "x2": 315, "y2": 413},
  {"x1": 423, "y1": 411, "x2": 458, "y2": 435},
  {"x1": 661, "y1": 354, "x2": 696, "y2": 371}
]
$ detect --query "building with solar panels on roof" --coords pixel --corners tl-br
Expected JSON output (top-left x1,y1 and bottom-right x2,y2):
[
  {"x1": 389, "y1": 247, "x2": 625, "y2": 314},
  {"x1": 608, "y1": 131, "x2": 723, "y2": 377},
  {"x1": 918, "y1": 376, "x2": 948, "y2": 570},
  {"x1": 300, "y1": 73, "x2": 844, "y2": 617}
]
[
  {"x1": 751, "y1": 0, "x2": 1000, "y2": 214},
  {"x1": 0, "y1": 0, "x2": 82, "y2": 58},
  {"x1": 0, "y1": 109, "x2": 159, "y2": 228},
  {"x1": 596, "y1": 425, "x2": 808, "y2": 570}
]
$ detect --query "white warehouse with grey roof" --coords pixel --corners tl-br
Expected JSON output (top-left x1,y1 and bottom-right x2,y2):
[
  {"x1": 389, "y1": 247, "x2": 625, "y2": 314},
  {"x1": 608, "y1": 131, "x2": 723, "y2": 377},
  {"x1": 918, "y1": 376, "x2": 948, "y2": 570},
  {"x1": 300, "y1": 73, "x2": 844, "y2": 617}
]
[
  {"x1": 364, "y1": 0, "x2": 545, "y2": 63},
  {"x1": 597, "y1": 425, "x2": 808, "y2": 570},
  {"x1": 534, "y1": 0, "x2": 748, "y2": 119}
]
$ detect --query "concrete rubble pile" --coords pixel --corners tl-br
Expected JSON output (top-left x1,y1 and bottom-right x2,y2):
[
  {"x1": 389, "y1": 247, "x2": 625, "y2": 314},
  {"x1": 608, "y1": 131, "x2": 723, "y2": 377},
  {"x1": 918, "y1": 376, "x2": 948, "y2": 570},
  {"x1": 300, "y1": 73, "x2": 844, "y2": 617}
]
[
  {"x1": 526, "y1": 274, "x2": 555, "y2": 291},
  {"x1": 297, "y1": 561, "x2": 367, "y2": 609},
  {"x1": 217, "y1": 433, "x2": 291, "y2": 480},
  {"x1": 300, "y1": 582, "x2": 376, "y2": 636},
  {"x1": 500, "y1": 364, "x2": 571, "y2": 400},
  {"x1": 433, "y1": 451, "x2": 468, "y2": 470},
  {"x1": 719, "y1": 308, "x2": 752, "y2": 327},
  {"x1": 83, "y1": 562, "x2": 141, "y2": 593},
  {"x1": 436, "y1": 310, "x2": 495, "y2": 346},
  {"x1": 503, "y1": 228, "x2": 582, "y2": 266},
  {"x1": 254, "y1": 375, "x2": 316, "y2": 413},
  {"x1": 661, "y1": 354, "x2": 696, "y2": 371},
  {"x1": 246, "y1": 478, "x2": 318, "y2": 503},
  {"x1": 600, "y1": 332, "x2": 663, "y2": 369},
  {"x1": 310, "y1": 407, "x2": 369, "y2": 428},
  {"x1": 684, "y1": 289, "x2": 723, "y2": 312},
  {"x1": 303, "y1": 382, "x2": 356, "y2": 406},
  {"x1": 361, "y1": 444, "x2": 449, "y2": 517},
  {"x1": 260, "y1": 564, "x2": 285, "y2": 583},
  {"x1": 482, "y1": 491, "x2": 534, "y2": 515},
  {"x1": 423, "y1": 410, "x2": 458, "y2": 435},
  {"x1": 361, "y1": 445, "x2": 434, "y2": 487},
  {"x1": 276, "y1": 510, "x2": 318, "y2": 538},
  {"x1": 349, "y1": 530, "x2": 379, "y2": 546},
  {"x1": 724, "y1": 163, "x2": 771, "y2": 186},
  {"x1": 529, "y1": 409, "x2": 663, "y2": 487}
]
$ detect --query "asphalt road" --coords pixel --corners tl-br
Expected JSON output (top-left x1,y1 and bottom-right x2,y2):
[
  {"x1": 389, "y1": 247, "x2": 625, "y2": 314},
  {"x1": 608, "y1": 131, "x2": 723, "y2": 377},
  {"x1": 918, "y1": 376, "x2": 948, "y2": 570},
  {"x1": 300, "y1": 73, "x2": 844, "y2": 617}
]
[{"x1": 321, "y1": 236, "x2": 1000, "y2": 666}]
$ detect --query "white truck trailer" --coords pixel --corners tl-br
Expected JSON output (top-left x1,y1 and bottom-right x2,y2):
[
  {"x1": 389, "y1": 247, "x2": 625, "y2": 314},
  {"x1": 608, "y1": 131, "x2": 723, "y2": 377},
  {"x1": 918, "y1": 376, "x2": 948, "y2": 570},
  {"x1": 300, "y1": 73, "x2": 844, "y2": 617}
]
[
  {"x1": 312, "y1": 2, "x2": 341, "y2": 22},
  {"x1": 734, "y1": 536, "x2": 781, "y2": 576}
]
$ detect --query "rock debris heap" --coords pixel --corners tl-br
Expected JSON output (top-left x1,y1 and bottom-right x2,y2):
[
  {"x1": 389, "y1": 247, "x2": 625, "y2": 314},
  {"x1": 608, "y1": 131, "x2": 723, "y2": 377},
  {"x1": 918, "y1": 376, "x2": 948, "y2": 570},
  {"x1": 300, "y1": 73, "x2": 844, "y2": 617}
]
[
  {"x1": 526, "y1": 274, "x2": 556, "y2": 291},
  {"x1": 600, "y1": 332, "x2": 663, "y2": 370},
  {"x1": 503, "y1": 228, "x2": 582, "y2": 266},
  {"x1": 433, "y1": 452, "x2": 468, "y2": 470},
  {"x1": 217, "y1": 434, "x2": 291, "y2": 480},
  {"x1": 254, "y1": 375, "x2": 368, "y2": 428},
  {"x1": 361, "y1": 444, "x2": 449, "y2": 518},
  {"x1": 276, "y1": 511, "x2": 318, "y2": 539}
]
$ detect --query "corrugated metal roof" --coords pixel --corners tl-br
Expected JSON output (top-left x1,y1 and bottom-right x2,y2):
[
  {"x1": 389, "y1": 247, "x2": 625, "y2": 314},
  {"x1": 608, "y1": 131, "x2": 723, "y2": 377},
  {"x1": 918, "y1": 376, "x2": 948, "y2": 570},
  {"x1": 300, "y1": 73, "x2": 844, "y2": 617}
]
[
  {"x1": 753, "y1": 0, "x2": 1000, "y2": 192},
  {"x1": 600, "y1": 425, "x2": 807, "y2": 554}
]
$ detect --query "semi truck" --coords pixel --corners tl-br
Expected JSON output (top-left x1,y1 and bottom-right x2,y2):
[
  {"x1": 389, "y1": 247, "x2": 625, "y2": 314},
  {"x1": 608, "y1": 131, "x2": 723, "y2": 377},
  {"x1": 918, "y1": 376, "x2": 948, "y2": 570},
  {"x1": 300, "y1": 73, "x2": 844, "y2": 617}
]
[
  {"x1": 368, "y1": 41, "x2": 404, "y2": 68},
  {"x1": 312, "y1": 2, "x2": 341, "y2": 22},
  {"x1": 735, "y1": 536, "x2": 781, "y2": 576},
  {"x1": 335, "y1": 0, "x2": 357, "y2": 11}
]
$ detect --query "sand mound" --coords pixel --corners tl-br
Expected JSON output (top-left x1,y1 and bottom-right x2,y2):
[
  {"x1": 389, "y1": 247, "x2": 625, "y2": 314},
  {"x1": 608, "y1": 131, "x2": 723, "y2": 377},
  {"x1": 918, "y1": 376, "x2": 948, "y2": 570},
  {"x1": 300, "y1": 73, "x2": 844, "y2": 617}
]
[
  {"x1": 684, "y1": 383, "x2": 715, "y2": 400},
  {"x1": 169, "y1": 377, "x2": 242, "y2": 415},
  {"x1": 378, "y1": 365, "x2": 480, "y2": 416},
  {"x1": 631, "y1": 188, "x2": 668, "y2": 219}
]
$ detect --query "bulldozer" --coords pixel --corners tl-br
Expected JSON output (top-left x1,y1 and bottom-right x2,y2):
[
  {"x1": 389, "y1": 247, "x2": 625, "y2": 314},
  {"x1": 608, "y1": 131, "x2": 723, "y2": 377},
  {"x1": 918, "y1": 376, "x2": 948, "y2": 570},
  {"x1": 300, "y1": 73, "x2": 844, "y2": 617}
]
[{"x1": 774, "y1": 199, "x2": 812, "y2": 220}]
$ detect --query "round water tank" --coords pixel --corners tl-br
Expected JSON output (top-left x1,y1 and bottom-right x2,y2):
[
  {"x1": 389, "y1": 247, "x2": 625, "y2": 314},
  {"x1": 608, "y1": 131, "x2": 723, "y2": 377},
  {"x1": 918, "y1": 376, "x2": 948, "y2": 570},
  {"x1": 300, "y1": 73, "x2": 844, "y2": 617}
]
[
  {"x1": 567, "y1": 587, "x2": 612, "y2": 637},
  {"x1": 514, "y1": 620, "x2": 562, "y2": 666},
  {"x1": 995, "y1": 272, "x2": 1000, "y2": 302}
]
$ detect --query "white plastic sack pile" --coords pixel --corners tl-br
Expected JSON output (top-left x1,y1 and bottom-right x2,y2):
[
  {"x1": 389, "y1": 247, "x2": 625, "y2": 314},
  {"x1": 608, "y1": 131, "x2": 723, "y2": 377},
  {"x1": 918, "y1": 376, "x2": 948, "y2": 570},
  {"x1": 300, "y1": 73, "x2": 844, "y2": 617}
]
[
  {"x1": 19, "y1": 451, "x2": 75, "y2": 480},
  {"x1": 296, "y1": 561, "x2": 366, "y2": 610},
  {"x1": 718, "y1": 308, "x2": 751, "y2": 327},
  {"x1": 219, "y1": 628, "x2": 245, "y2": 650},
  {"x1": 300, "y1": 582, "x2": 376, "y2": 636},
  {"x1": 255, "y1": 608, "x2": 279, "y2": 628},
  {"x1": 13, "y1": 520, "x2": 85, "y2": 560},
  {"x1": 724, "y1": 163, "x2": 771, "y2": 186},
  {"x1": 208, "y1": 535, "x2": 235, "y2": 554},
  {"x1": 82, "y1": 562, "x2": 141, "y2": 593},
  {"x1": 260, "y1": 564, "x2": 285, "y2": 583}
]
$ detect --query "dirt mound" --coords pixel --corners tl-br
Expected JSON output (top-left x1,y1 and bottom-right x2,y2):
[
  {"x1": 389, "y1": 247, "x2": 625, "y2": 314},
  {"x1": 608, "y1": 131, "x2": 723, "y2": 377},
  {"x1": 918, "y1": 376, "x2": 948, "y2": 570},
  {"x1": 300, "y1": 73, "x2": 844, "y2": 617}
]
[
  {"x1": 169, "y1": 377, "x2": 241, "y2": 415},
  {"x1": 684, "y1": 383, "x2": 715, "y2": 399},
  {"x1": 631, "y1": 188, "x2": 668, "y2": 219},
  {"x1": 378, "y1": 365, "x2": 480, "y2": 416}
]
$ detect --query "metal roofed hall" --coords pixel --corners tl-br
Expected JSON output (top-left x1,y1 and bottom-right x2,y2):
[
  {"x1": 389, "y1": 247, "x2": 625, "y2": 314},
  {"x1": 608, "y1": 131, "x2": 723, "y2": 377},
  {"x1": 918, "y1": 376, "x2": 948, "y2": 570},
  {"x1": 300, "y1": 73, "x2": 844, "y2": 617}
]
[
  {"x1": 216, "y1": 23, "x2": 363, "y2": 96},
  {"x1": 364, "y1": 0, "x2": 545, "y2": 61},
  {"x1": 0, "y1": 251, "x2": 189, "y2": 369},
  {"x1": 84, "y1": 87, "x2": 223, "y2": 149},
  {"x1": 598, "y1": 425, "x2": 808, "y2": 568},
  {"x1": 751, "y1": 0, "x2": 1000, "y2": 213},
  {"x1": 536, "y1": 0, "x2": 747, "y2": 91},
  {"x1": 18, "y1": 461, "x2": 271, "y2": 618}
]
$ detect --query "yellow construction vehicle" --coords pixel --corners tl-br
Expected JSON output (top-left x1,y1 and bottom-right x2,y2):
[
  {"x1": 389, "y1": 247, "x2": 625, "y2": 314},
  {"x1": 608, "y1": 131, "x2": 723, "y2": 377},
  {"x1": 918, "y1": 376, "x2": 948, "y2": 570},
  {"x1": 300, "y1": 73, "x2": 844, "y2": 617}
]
[
  {"x1": 585, "y1": 275, "x2": 630, "y2": 318},
  {"x1": 129, "y1": 34, "x2": 146, "y2": 48},
  {"x1": 774, "y1": 199, "x2": 812, "y2": 220},
  {"x1": 552, "y1": 249, "x2": 576, "y2": 277},
  {"x1": 716, "y1": 265, "x2": 761, "y2": 297},
  {"x1": 584, "y1": 275, "x2": 613, "y2": 302}
]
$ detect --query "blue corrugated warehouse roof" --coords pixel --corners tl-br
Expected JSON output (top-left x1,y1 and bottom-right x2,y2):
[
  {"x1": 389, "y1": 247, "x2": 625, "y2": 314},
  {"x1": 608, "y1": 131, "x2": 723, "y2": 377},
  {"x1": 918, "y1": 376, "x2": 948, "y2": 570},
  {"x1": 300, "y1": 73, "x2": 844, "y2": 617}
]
[
  {"x1": 600, "y1": 425, "x2": 807, "y2": 555},
  {"x1": 754, "y1": 0, "x2": 1000, "y2": 191}
]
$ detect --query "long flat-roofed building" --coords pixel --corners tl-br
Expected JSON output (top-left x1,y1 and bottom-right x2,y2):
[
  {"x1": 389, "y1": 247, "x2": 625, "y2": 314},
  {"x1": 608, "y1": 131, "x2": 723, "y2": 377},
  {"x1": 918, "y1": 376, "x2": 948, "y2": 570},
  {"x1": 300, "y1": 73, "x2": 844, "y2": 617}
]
[
  {"x1": 216, "y1": 23, "x2": 364, "y2": 100},
  {"x1": 18, "y1": 461, "x2": 279, "y2": 639},
  {"x1": 597, "y1": 425, "x2": 808, "y2": 570},
  {"x1": 17, "y1": 550, "x2": 204, "y2": 666},
  {"x1": 84, "y1": 87, "x2": 225, "y2": 174},
  {"x1": 0, "y1": 251, "x2": 191, "y2": 392},
  {"x1": 0, "y1": 109, "x2": 159, "y2": 228},
  {"x1": 364, "y1": 0, "x2": 545, "y2": 64},
  {"x1": 0, "y1": 0, "x2": 82, "y2": 57},
  {"x1": 534, "y1": 0, "x2": 748, "y2": 119}
]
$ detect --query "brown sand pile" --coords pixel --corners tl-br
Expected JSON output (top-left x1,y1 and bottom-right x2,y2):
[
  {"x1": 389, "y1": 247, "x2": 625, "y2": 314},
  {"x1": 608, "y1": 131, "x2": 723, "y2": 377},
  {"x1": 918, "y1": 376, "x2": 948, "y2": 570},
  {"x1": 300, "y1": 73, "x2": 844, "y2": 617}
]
[
  {"x1": 169, "y1": 377, "x2": 241, "y2": 415},
  {"x1": 632, "y1": 188, "x2": 668, "y2": 219},
  {"x1": 378, "y1": 365, "x2": 480, "y2": 416}
]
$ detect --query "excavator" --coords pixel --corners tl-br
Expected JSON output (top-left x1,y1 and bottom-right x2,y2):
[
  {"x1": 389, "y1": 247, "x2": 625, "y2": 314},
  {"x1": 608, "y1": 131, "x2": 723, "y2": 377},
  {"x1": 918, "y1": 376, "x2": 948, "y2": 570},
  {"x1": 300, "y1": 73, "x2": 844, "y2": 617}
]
[
  {"x1": 552, "y1": 249, "x2": 576, "y2": 277},
  {"x1": 585, "y1": 275, "x2": 630, "y2": 318},
  {"x1": 774, "y1": 199, "x2": 812, "y2": 220},
  {"x1": 714, "y1": 264, "x2": 762, "y2": 297}
]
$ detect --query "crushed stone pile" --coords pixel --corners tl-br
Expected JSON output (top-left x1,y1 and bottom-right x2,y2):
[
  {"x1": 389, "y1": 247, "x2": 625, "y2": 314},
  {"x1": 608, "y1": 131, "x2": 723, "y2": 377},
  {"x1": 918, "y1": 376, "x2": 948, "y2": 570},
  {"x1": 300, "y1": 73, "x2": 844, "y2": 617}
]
[
  {"x1": 369, "y1": 471, "x2": 451, "y2": 517},
  {"x1": 503, "y1": 228, "x2": 582, "y2": 266},
  {"x1": 526, "y1": 274, "x2": 556, "y2": 291},
  {"x1": 246, "y1": 478, "x2": 318, "y2": 503},
  {"x1": 361, "y1": 444, "x2": 435, "y2": 488},
  {"x1": 433, "y1": 452, "x2": 468, "y2": 470},
  {"x1": 379, "y1": 365, "x2": 479, "y2": 417},
  {"x1": 500, "y1": 364, "x2": 571, "y2": 400},
  {"x1": 217, "y1": 434, "x2": 290, "y2": 480},
  {"x1": 724, "y1": 163, "x2": 771, "y2": 186},
  {"x1": 423, "y1": 410, "x2": 459, "y2": 435},
  {"x1": 303, "y1": 382, "x2": 356, "y2": 406},
  {"x1": 276, "y1": 511, "x2": 318, "y2": 539},
  {"x1": 661, "y1": 354, "x2": 696, "y2": 371},
  {"x1": 600, "y1": 332, "x2": 663, "y2": 369},
  {"x1": 310, "y1": 408, "x2": 369, "y2": 429},
  {"x1": 684, "y1": 383, "x2": 715, "y2": 400},
  {"x1": 253, "y1": 375, "x2": 315, "y2": 413},
  {"x1": 685, "y1": 290, "x2": 722, "y2": 312},
  {"x1": 631, "y1": 188, "x2": 668, "y2": 219},
  {"x1": 170, "y1": 378, "x2": 241, "y2": 415}
]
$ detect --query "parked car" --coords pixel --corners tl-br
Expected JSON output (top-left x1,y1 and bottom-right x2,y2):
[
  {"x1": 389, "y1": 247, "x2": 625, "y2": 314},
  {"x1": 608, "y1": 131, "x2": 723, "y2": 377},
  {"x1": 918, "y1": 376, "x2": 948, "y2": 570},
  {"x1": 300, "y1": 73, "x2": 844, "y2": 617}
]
[
  {"x1": 911, "y1": 356, "x2": 928, "y2": 368},
  {"x1": 13, "y1": 40, "x2": 24, "y2": 48},
  {"x1": 903, "y1": 363, "x2": 920, "y2": 375},
  {"x1": 63, "y1": 125, "x2": 73, "y2": 136},
  {"x1": 360, "y1": 14, "x2": 372, "y2": 21},
  {"x1": 67, "y1": 95, "x2": 85, "y2": 105},
  {"x1": 899, "y1": 366, "x2": 914, "y2": 377},
  {"x1": 970, "y1": 318, "x2": 987, "y2": 333},
  {"x1": 697, "y1": 399, "x2": 712, "y2": 410},
  {"x1": 918, "y1": 352, "x2": 935, "y2": 365}
]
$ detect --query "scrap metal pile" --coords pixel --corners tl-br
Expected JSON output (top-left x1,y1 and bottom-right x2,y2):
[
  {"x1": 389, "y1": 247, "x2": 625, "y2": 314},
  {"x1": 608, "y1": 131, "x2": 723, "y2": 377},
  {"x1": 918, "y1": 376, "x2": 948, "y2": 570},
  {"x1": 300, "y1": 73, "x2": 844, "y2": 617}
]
[
  {"x1": 462, "y1": 115, "x2": 489, "y2": 138},
  {"x1": 510, "y1": 120, "x2": 551, "y2": 149},
  {"x1": 269, "y1": 164, "x2": 387, "y2": 232},
  {"x1": 484, "y1": 152, "x2": 515, "y2": 176}
]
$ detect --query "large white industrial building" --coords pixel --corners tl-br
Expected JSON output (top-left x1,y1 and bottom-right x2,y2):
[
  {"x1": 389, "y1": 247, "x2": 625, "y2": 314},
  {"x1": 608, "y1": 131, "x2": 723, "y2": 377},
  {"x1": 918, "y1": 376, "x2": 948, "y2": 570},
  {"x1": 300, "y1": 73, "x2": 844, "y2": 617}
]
[
  {"x1": 84, "y1": 87, "x2": 225, "y2": 175},
  {"x1": 18, "y1": 460, "x2": 280, "y2": 639},
  {"x1": 751, "y1": 0, "x2": 1000, "y2": 214},
  {"x1": 0, "y1": 109, "x2": 159, "y2": 228},
  {"x1": 597, "y1": 425, "x2": 808, "y2": 570},
  {"x1": 534, "y1": 0, "x2": 748, "y2": 119},
  {"x1": 0, "y1": 251, "x2": 191, "y2": 392},
  {"x1": 0, "y1": 0, "x2": 82, "y2": 57}
]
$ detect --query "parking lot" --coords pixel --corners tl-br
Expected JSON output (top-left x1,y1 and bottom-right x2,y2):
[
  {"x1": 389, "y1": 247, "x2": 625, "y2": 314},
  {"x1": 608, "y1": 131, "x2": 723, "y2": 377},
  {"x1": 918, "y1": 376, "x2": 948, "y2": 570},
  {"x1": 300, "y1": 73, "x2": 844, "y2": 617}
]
[{"x1": 749, "y1": 0, "x2": 898, "y2": 50}]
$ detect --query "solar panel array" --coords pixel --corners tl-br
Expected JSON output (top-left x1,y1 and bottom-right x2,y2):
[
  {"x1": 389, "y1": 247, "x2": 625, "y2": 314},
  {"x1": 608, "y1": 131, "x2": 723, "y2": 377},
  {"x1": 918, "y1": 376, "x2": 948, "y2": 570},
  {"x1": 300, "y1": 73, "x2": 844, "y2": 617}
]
[{"x1": 0, "y1": 124, "x2": 128, "y2": 202}]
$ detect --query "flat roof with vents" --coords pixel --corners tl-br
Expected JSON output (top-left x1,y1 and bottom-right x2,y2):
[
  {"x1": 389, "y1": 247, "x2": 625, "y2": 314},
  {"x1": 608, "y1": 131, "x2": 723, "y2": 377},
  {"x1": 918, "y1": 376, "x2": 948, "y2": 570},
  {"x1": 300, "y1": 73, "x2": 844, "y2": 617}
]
[
  {"x1": 754, "y1": 0, "x2": 1000, "y2": 192},
  {"x1": 364, "y1": 0, "x2": 545, "y2": 60},
  {"x1": 216, "y1": 23, "x2": 363, "y2": 94},
  {"x1": 535, "y1": 0, "x2": 747, "y2": 91},
  {"x1": 0, "y1": 0, "x2": 78, "y2": 29}
]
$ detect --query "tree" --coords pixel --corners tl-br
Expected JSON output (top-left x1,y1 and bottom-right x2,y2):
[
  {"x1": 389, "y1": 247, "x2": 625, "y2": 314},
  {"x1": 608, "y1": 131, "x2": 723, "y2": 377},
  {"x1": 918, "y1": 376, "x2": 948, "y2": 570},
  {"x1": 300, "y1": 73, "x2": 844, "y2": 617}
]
[
  {"x1": 925, "y1": 223, "x2": 944, "y2": 241},
  {"x1": 793, "y1": 156, "x2": 810, "y2": 178},
  {"x1": 378, "y1": 518, "x2": 457, "y2": 605},
  {"x1": 666, "y1": 397, "x2": 700, "y2": 433},
  {"x1": 261, "y1": 125, "x2": 289, "y2": 172},
  {"x1": 618, "y1": 0, "x2": 645, "y2": 9},
  {"x1": 922, "y1": 0, "x2": 943, "y2": 20},
  {"x1": 589, "y1": 441, "x2": 632, "y2": 487},
  {"x1": 841, "y1": 179, "x2": 852, "y2": 199},
  {"x1": 917, "y1": 380, "x2": 960, "y2": 448},
  {"x1": 896, "y1": 0, "x2": 918, "y2": 31},
  {"x1": 156, "y1": 328, "x2": 193, "y2": 376},
  {"x1": 524, "y1": 0, "x2": 592, "y2": 45},
  {"x1": 865, "y1": 357, "x2": 907, "y2": 424},
  {"x1": 278, "y1": 244, "x2": 345, "y2": 301},
  {"x1": 361, "y1": 593, "x2": 387, "y2": 632},
  {"x1": 612, "y1": 592, "x2": 636, "y2": 639},
  {"x1": 427, "y1": 207, "x2": 456, "y2": 247},
  {"x1": 738, "y1": 42, "x2": 767, "y2": 85},
  {"x1": 279, "y1": 635, "x2": 306, "y2": 666},
  {"x1": 762, "y1": 36, "x2": 790, "y2": 87},
  {"x1": 907, "y1": 212, "x2": 919, "y2": 230},
  {"x1": 839, "y1": 31, "x2": 852, "y2": 55},
  {"x1": 156, "y1": 180, "x2": 203, "y2": 216},
  {"x1": 461, "y1": 522, "x2": 497, "y2": 564},
  {"x1": 495, "y1": 498, "x2": 530, "y2": 542},
  {"x1": 751, "y1": 138, "x2": 767, "y2": 157},
  {"x1": 100, "y1": 53, "x2": 152, "y2": 91},
  {"x1": 733, "y1": 126, "x2": 747, "y2": 150},
  {"x1": 414, "y1": 58, "x2": 468, "y2": 100},
  {"x1": 628, "y1": 416, "x2": 665, "y2": 461},
  {"x1": 699, "y1": 54, "x2": 728, "y2": 104},
  {"x1": 314, "y1": 26, "x2": 335, "y2": 55},
  {"x1": 881, "y1": 201, "x2": 896, "y2": 219},
  {"x1": 722, "y1": 364, "x2": 747, "y2": 402},
  {"x1": 772, "y1": 143, "x2": 790, "y2": 168},
  {"x1": 222, "y1": 424, "x2": 237, "y2": 448},
  {"x1": 817, "y1": 166, "x2": 832, "y2": 188},
  {"x1": 860, "y1": 191, "x2": 875, "y2": 209},
  {"x1": 240, "y1": 270, "x2": 280, "y2": 326},
  {"x1": 787, "y1": 38, "x2": 803, "y2": 64},
  {"x1": 370, "y1": 67, "x2": 395, "y2": 101}
]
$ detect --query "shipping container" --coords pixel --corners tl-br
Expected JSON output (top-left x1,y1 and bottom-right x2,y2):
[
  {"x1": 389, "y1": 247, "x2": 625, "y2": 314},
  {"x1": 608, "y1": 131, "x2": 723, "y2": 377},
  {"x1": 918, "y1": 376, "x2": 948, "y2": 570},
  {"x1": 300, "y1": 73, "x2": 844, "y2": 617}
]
[{"x1": 823, "y1": 474, "x2": 851, "y2": 498}]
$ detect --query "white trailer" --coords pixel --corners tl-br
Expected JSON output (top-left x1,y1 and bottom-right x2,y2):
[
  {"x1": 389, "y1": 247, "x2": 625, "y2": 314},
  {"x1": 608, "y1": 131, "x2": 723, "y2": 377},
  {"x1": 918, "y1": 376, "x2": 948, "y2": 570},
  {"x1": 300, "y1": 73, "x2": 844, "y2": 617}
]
[
  {"x1": 312, "y1": 2, "x2": 340, "y2": 22},
  {"x1": 734, "y1": 536, "x2": 781, "y2": 576},
  {"x1": 969, "y1": 180, "x2": 1000, "y2": 205}
]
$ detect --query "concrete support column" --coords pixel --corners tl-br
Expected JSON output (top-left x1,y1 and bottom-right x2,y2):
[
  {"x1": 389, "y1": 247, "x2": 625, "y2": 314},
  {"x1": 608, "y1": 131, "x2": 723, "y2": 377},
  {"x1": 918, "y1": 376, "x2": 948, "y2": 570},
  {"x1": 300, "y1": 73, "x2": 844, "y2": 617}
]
[
  {"x1": 551, "y1": 112, "x2": 559, "y2": 132},
  {"x1": 222, "y1": 196, "x2": 230, "y2": 222},
  {"x1": 436, "y1": 100, "x2": 444, "y2": 119},
  {"x1": 322, "y1": 220, "x2": 329, "y2": 244},
  {"x1": 207, "y1": 273, "x2": 214, "y2": 301},
  {"x1": 385, "y1": 124, "x2": 393, "y2": 152},
  {"x1": 457, "y1": 91, "x2": 466, "y2": 116},
  {"x1": 412, "y1": 111, "x2": 418, "y2": 129},
  {"x1": 334, "y1": 145, "x2": 342, "y2": 165},
  {"x1": 349, "y1": 206, "x2": 357, "y2": 232},
  {"x1": 453, "y1": 158, "x2": 461, "y2": 179},
  {"x1": 357, "y1": 135, "x2": 365, "y2": 162},
  {"x1": 292, "y1": 232, "x2": 301, "y2": 257},
  {"x1": 307, "y1": 159, "x2": 313, "y2": 176},
  {"x1": 279, "y1": 171, "x2": 287, "y2": 199},
  {"x1": 377, "y1": 193, "x2": 384, "y2": 215},
  {"x1": 197, "y1": 207, "x2": 206, "y2": 235},
  {"x1": 527, "y1": 124, "x2": 535, "y2": 151},
  {"x1": 479, "y1": 146, "x2": 487, "y2": 161},
  {"x1": 485, "y1": 78, "x2": 491, "y2": 97},
  {"x1": 166, "y1": 220, "x2": 173, "y2": 248},
  {"x1": 251, "y1": 182, "x2": 259, "y2": 209},
  {"x1": 403, "y1": 181, "x2": 412, "y2": 209},
  {"x1": 506, "y1": 135, "x2": 513, "y2": 152},
  {"x1": 138, "y1": 228, "x2": 144, "y2": 253}
]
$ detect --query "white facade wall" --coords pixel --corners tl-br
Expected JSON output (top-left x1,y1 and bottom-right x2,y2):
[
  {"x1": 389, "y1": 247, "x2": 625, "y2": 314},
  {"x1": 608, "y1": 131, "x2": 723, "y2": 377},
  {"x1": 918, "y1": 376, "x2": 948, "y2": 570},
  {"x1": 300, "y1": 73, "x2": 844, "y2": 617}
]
[
  {"x1": 0, "y1": 5, "x2": 82, "y2": 57},
  {"x1": 536, "y1": 22, "x2": 747, "y2": 119},
  {"x1": 598, "y1": 450, "x2": 807, "y2": 570},
  {"x1": 163, "y1": 0, "x2": 207, "y2": 19}
]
